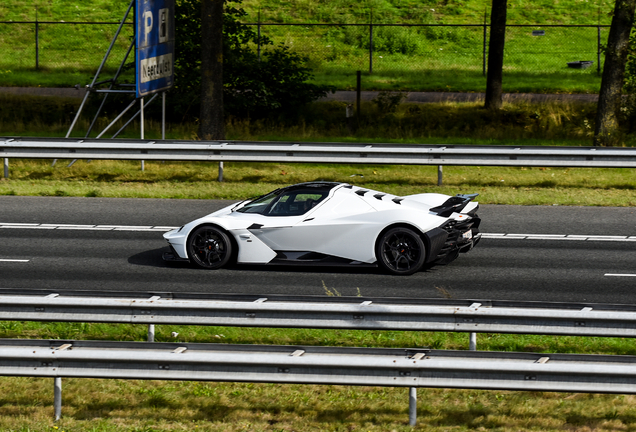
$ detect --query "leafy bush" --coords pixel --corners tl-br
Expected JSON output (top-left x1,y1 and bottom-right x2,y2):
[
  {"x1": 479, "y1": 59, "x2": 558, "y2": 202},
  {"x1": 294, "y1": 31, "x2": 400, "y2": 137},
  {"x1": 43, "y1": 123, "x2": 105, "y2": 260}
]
[
  {"x1": 343, "y1": 26, "x2": 421, "y2": 55},
  {"x1": 372, "y1": 91, "x2": 408, "y2": 113},
  {"x1": 172, "y1": 0, "x2": 333, "y2": 120}
]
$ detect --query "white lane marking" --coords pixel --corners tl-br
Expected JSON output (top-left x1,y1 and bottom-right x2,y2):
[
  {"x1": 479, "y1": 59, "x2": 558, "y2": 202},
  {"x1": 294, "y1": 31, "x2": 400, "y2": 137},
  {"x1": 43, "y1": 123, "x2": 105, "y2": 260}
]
[
  {"x1": 605, "y1": 274, "x2": 636, "y2": 277},
  {"x1": 0, "y1": 223, "x2": 178, "y2": 232},
  {"x1": 482, "y1": 233, "x2": 636, "y2": 242},
  {"x1": 0, "y1": 223, "x2": 634, "y2": 241},
  {"x1": 0, "y1": 259, "x2": 30, "y2": 263}
]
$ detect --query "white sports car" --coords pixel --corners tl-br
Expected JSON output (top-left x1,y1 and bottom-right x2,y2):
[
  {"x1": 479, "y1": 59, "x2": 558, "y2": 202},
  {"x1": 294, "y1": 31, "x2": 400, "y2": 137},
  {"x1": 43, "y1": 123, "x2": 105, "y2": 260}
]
[{"x1": 163, "y1": 182, "x2": 481, "y2": 275}]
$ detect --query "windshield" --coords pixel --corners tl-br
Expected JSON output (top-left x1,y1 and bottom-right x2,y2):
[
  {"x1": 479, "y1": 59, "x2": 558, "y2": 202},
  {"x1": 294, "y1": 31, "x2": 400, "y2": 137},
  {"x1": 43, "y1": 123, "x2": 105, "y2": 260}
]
[{"x1": 236, "y1": 186, "x2": 331, "y2": 216}]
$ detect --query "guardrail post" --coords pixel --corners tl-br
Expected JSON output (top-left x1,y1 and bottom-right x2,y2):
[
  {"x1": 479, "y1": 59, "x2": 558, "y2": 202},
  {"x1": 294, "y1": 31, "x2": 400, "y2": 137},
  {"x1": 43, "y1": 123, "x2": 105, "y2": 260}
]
[
  {"x1": 409, "y1": 387, "x2": 417, "y2": 426},
  {"x1": 437, "y1": 165, "x2": 443, "y2": 186},
  {"x1": 54, "y1": 377, "x2": 62, "y2": 421},
  {"x1": 469, "y1": 332, "x2": 477, "y2": 351},
  {"x1": 3, "y1": 158, "x2": 8, "y2": 179},
  {"x1": 218, "y1": 162, "x2": 224, "y2": 182},
  {"x1": 148, "y1": 324, "x2": 155, "y2": 342}
]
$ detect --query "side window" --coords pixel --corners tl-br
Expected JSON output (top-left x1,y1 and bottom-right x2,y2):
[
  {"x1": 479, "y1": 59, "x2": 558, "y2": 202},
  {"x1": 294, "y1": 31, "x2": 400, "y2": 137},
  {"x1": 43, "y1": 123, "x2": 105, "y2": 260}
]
[{"x1": 236, "y1": 186, "x2": 332, "y2": 216}]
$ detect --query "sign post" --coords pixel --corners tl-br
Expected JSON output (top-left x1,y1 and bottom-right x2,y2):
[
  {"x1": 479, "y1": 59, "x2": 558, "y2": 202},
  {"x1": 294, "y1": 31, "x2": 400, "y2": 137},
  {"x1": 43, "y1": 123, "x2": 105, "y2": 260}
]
[{"x1": 136, "y1": 0, "x2": 174, "y2": 170}]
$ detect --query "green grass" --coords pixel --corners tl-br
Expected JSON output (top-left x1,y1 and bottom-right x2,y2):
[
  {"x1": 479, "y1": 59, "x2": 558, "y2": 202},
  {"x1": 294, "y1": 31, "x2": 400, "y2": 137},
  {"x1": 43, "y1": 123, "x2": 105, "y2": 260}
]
[
  {"x1": 1, "y1": 320, "x2": 636, "y2": 431},
  {"x1": 239, "y1": 0, "x2": 615, "y2": 25},
  {"x1": 2, "y1": 160, "x2": 636, "y2": 207},
  {"x1": 255, "y1": 23, "x2": 605, "y2": 93},
  {"x1": 0, "y1": 0, "x2": 614, "y2": 92},
  {"x1": 0, "y1": 0, "x2": 615, "y2": 27}
]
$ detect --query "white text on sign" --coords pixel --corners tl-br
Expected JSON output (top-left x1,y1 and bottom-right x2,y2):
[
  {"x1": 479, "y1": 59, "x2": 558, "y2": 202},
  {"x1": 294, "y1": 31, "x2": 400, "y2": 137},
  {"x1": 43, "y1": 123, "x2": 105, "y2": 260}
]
[{"x1": 140, "y1": 54, "x2": 173, "y2": 83}]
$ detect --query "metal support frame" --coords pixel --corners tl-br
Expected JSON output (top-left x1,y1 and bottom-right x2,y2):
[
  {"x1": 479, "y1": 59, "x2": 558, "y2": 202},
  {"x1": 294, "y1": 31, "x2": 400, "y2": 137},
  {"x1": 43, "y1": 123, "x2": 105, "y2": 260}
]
[
  {"x1": 84, "y1": 39, "x2": 136, "y2": 139},
  {"x1": 55, "y1": 0, "x2": 167, "y2": 170},
  {"x1": 111, "y1": 93, "x2": 159, "y2": 139},
  {"x1": 141, "y1": 97, "x2": 145, "y2": 171},
  {"x1": 65, "y1": 0, "x2": 135, "y2": 140}
]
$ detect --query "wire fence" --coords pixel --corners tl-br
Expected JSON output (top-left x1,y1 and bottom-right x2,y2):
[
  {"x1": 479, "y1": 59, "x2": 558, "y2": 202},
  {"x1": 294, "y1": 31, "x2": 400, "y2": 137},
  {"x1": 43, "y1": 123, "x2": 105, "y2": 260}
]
[
  {"x1": 247, "y1": 23, "x2": 608, "y2": 76},
  {"x1": 0, "y1": 20, "x2": 608, "y2": 86},
  {"x1": 0, "y1": 21, "x2": 133, "y2": 72}
]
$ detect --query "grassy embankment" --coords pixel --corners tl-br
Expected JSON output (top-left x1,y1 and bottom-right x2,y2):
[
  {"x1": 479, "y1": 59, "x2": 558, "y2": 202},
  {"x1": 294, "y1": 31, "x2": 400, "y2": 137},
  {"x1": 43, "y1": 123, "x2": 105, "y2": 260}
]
[{"x1": 0, "y1": 0, "x2": 615, "y2": 92}]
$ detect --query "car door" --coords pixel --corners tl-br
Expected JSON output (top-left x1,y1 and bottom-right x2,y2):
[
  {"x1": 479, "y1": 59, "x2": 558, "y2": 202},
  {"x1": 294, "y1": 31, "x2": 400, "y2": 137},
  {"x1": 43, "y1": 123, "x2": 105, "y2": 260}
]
[{"x1": 248, "y1": 190, "x2": 327, "y2": 251}]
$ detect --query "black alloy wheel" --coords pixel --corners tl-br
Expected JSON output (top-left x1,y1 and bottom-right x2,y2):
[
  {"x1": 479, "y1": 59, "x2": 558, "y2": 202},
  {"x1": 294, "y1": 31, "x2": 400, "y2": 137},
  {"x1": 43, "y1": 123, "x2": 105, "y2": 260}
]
[
  {"x1": 376, "y1": 227, "x2": 426, "y2": 275},
  {"x1": 187, "y1": 225, "x2": 233, "y2": 269}
]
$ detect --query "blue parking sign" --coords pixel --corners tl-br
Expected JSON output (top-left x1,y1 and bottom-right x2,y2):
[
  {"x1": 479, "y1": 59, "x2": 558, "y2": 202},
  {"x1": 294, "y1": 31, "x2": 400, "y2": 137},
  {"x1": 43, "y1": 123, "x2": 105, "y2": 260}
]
[{"x1": 136, "y1": 0, "x2": 175, "y2": 98}]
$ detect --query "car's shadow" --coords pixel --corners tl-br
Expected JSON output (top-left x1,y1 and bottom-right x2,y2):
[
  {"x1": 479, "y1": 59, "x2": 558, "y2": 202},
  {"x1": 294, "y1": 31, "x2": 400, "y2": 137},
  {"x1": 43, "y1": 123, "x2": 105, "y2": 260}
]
[
  {"x1": 129, "y1": 247, "x2": 438, "y2": 276},
  {"x1": 127, "y1": 247, "x2": 191, "y2": 269}
]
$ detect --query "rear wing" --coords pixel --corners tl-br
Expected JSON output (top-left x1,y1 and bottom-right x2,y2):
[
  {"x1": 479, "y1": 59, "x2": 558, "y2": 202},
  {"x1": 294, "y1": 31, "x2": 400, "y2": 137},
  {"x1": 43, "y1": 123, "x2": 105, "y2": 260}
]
[{"x1": 429, "y1": 194, "x2": 479, "y2": 217}]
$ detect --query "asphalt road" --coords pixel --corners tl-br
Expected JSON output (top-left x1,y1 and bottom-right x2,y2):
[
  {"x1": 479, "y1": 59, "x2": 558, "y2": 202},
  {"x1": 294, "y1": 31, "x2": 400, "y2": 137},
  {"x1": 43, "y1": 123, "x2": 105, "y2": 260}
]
[{"x1": 1, "y1": 196, "x2": 635, "y2": 304}]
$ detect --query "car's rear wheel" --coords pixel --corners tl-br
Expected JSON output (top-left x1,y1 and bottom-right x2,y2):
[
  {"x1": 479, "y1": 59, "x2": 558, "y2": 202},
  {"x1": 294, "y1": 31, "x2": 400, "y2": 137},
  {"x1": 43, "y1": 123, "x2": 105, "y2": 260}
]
[
  {"x1": 376, "y1": 227, "x2": 426, "y2": 276},
  {"x1": 187, "y1": 225, "x2": 233, "y2": 269}
]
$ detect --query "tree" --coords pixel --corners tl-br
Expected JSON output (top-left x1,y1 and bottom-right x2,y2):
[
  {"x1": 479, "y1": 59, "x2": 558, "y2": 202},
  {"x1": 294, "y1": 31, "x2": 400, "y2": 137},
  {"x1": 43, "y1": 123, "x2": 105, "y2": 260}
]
[
  {"x1": 199, "y1": 0, "x2": 224, "y2": 140},
  {"x1": 593, "y1": 0, "x2": 636, "y2": 146},
  {"x1": 619, "y1": 24, "x2": 636, "y2": 132},
  {"x1": 173, "y1": 0, "x2": 332, "y2": 124},
  {"x1": 484, "y1": 0, "x2": 507, "y2": 111}
]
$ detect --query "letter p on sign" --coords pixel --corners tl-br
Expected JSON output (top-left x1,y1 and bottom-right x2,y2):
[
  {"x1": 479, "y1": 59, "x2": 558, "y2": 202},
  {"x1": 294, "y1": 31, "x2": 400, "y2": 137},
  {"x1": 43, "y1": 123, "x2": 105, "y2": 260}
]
[{"x1": 143, "y1": 10, "x2": 153, "y2": 45}]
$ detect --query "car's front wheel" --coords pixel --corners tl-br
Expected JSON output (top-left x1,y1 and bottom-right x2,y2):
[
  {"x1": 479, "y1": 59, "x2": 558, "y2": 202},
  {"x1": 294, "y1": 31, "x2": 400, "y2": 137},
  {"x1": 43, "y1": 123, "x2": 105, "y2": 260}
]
[
  {"x1": 376, "y1": 227, "x2": 426, "y2": 276},
  {"x1": 187, "y1": 225, "x2": 233, "y2": 269}
]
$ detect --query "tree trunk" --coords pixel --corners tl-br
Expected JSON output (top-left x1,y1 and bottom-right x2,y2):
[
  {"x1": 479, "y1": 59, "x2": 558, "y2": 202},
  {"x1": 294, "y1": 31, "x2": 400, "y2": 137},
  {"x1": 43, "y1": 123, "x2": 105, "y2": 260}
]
[
  {"x1": 593, "y1": 0, "x2": 636, "y2": 146},
  {"x1": 484, "y1": 0, "x2": 507, "y2": 110},
  {"x1": 199, "y1": 0, "x2": 225, "y2": 140}
]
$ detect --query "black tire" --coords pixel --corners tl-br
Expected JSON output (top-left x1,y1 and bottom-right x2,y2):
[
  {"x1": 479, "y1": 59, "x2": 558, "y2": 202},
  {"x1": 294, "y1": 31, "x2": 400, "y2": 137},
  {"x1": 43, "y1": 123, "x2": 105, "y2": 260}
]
[
  {"x1": 375, "y1": 227, "x2": 426, "y2": 276},
  {"x1": 187, "y1": 225, "x2": 233, "y2": 270}
]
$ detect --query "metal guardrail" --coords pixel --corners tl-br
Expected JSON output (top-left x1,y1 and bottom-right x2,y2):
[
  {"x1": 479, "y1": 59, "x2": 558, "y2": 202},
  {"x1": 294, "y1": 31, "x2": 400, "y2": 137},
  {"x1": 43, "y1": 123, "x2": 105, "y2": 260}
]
[
  {"x1": 4, "y1": 338, "x2": 636, "y2": 424},
  {"x1": 5, "y1": 339, "x2": 636, "y2": 394},
  {"x1": 2, "y1": 289, "x2": 636, "y2": 339},
  {"x1": 3, "y1": 289, "x2": 636, "y2": 424},
  {"x1": 2, "y1": 137, "x2": 636, "y2": 169}
]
